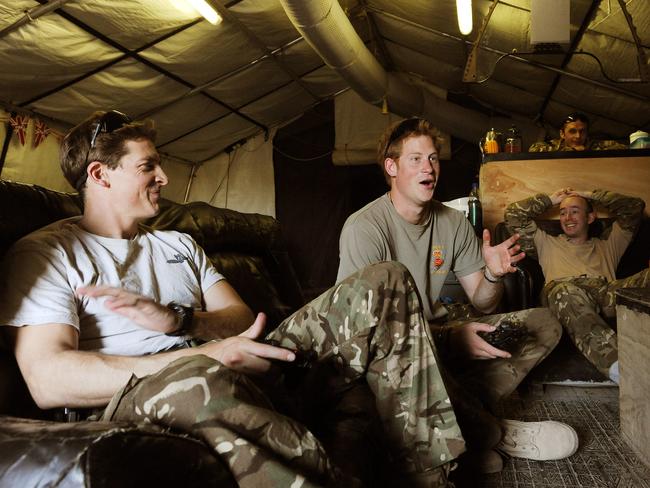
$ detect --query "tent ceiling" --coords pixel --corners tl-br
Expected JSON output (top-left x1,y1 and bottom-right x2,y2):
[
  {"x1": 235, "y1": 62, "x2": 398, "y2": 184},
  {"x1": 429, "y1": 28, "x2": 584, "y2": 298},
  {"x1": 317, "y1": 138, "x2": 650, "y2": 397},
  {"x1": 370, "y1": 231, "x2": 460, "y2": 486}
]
[{"x1": 1, "y1": 0, "x2": 649, "y2": 163}]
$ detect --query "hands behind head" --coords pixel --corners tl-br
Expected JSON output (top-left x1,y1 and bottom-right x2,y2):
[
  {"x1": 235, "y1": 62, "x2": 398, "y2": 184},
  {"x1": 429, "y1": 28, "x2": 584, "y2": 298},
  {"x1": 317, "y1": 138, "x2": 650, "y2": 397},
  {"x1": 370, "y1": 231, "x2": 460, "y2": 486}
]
[
  {"x1": 481, "y1": 229, "x2": 525, "y2": 279},
  {"x1": 550, "y1": 188, "x2": 593, "y2": 205},
  {"x1": 449, "y1": 322, "x2": 511, "y2": 360}
]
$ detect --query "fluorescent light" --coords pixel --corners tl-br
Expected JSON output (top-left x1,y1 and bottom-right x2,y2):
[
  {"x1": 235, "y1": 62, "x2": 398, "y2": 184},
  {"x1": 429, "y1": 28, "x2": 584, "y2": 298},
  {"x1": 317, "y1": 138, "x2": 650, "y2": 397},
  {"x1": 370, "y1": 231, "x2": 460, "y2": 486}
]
[
  {"x1": 187, "y1": 0, "x2": 222, "y2": 25},
  {"x1": 456, "y1": 0, "x2": 473, "y2": 36}
]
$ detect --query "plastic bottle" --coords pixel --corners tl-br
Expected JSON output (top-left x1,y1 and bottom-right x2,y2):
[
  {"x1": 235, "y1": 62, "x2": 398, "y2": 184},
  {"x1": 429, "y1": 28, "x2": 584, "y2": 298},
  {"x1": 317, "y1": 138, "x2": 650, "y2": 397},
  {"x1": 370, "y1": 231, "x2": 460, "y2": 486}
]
[
  {"x1": 467, "y1": 183, "x2": 483, "y2": 236},
  {"x1": 484, "y1": 128, "x2": 500, "y2": 154}
]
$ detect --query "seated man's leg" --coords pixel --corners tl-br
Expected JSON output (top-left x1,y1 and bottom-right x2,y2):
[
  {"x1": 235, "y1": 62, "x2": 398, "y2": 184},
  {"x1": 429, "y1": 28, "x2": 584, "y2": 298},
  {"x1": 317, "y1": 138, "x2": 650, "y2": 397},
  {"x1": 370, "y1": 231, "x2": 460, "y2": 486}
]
[
  {"x1": 267, "y1": 261, "x2": 465, "y2": 485},
  {"x1": 546, "y1": 281, "x2": 617, "y2": 378},
  {"x1": 600, "y1": 268, "x2": 650, "y2": 319},
  {"x1": 447, "y1": 308, "x2": 561, "y2": 409},
  {"x1": 103, "y1": 355, "x2": 344, "y2": 488}
]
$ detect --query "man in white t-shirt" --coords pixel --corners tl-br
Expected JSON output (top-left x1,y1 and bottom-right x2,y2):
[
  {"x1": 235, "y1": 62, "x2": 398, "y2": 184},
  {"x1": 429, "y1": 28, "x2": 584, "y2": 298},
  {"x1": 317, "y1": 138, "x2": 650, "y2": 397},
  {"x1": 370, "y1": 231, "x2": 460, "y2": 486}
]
[
  {"x1": 338, "y1": 118, "x2": 578, "y2": 474},
  {"x1": 0, "y1": 110, "x2": 490, "y2": 487}
]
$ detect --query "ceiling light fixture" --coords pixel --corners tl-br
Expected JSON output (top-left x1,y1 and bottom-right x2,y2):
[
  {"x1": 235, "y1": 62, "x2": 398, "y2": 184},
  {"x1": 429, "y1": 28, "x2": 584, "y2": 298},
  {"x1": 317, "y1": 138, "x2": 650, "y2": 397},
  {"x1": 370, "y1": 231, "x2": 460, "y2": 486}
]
[
  {"x1": 456, "y1": 0, "x2": 473, "y2": 36},
  {"x1": 187, "y1": 0, "x2": 222, "y2": 25}
]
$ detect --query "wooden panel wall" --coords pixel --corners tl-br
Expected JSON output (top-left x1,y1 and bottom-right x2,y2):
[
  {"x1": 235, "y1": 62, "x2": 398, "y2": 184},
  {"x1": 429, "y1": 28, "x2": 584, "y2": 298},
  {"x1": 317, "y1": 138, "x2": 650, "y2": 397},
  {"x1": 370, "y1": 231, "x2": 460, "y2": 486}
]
[
  {"x1": 479, "y1": 154, "x2": 650, "y2": 233},
  {"x1": 617, "y1": 291, "x2": 650, "y2": 469}
]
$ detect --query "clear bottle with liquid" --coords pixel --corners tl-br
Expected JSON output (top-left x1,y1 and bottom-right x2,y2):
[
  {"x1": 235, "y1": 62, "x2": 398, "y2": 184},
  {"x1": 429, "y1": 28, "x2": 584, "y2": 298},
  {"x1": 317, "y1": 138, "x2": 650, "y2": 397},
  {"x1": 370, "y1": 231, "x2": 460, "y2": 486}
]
[{"x1": 468, "y1": 183, "x2": 483, "y2": 236}]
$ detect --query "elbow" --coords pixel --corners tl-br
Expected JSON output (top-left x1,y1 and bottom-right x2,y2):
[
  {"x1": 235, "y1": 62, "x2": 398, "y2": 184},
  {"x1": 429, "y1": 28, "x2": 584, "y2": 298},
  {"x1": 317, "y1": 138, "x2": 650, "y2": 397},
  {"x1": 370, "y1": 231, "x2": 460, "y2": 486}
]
[
  {"x1": 27, "y1": 380, "x2": 66, "y2": 410},
  {"x1": 22, "y1": 369, "x2": 68, "y2": 410}
]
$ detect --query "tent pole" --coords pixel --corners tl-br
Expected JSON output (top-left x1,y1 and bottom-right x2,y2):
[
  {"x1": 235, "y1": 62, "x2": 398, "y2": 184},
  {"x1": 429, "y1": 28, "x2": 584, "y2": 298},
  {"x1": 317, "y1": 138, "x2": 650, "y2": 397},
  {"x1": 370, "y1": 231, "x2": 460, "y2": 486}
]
[
  {"x1": 0, "y1": 0, "x2": 73, "y2": 40},
  {"x1": 0, "y1": 114, "x2": 15, "y2": 176},
  {"x1": 183, "y1": 164, "x2": 198, "y2": 203}
]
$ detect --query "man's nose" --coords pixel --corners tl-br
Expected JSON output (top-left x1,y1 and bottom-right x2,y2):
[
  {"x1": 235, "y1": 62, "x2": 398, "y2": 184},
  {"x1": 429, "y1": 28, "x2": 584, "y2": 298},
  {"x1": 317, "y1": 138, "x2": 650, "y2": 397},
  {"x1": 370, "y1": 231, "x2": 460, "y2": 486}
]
[{"x1": 156, "y1": 166, "x2": 169, "y2": 186}]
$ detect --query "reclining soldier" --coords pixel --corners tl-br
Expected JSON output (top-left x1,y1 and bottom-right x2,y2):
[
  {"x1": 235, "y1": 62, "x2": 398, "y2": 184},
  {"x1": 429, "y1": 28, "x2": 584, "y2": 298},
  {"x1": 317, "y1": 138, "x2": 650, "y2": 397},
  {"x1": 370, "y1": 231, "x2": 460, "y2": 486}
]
[{"x1": 505, "y1": 187, "x2": 648, "y2": 383}]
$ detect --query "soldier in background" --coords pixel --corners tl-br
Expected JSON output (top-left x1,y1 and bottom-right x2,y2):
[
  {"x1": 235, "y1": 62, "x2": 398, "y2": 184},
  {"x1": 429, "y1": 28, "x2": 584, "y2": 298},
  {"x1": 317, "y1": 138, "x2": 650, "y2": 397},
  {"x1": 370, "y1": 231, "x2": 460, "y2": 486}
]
[
  {"x1": 528, "y1": 112, "x2": 627, "y2": 152},
  {"x1": 505, "y1": 188, "x2": 648, "y2": 383}
]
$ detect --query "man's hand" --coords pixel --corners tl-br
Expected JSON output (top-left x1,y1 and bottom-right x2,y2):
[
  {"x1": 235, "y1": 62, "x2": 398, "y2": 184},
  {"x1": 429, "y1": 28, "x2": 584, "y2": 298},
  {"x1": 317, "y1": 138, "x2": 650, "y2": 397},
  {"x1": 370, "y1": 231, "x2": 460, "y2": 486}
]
[
  {"x1": 449, "y1": 322, "x2": 511, "y2": 360},
  {"x1": 567, "y1": 189, "x2": 593, "y2": 200},
  {"x1": 77, "y1": 285, "x2": 179, "y2": 334},
  {"x1": 481, "y1": 229, "x2": 525, "y2": 278},
  {"x1": 550, "y1": 187, "x2": 574, "y2": 205},
  {"x1": 200, "y1": 313, "x2": 297, "y2": 374}
]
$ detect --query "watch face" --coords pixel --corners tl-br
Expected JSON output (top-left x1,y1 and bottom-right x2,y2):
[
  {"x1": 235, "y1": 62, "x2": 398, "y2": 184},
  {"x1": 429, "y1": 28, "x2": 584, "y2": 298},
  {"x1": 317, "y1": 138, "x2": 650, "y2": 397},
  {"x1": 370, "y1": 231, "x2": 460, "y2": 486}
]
[{"x1": 166, "y1": 302, "x2": 193, "y2": 336}]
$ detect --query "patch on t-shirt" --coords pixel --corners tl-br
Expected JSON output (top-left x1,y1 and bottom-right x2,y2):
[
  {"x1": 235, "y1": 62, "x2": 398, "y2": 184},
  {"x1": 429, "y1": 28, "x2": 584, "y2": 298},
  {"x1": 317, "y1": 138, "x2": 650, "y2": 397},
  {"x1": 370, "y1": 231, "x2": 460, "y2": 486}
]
[{"x1": 432, "y1": 246, "x2": 446, "y2": 274}]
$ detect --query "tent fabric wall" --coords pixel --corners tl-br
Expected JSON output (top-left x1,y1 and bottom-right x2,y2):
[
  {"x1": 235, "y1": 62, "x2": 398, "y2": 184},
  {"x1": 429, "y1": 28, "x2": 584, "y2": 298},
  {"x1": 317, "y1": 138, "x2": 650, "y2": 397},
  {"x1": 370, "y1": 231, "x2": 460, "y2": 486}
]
[
  {"x1": 1, "y1": 109, "x2": 276, "y2": 218},
  {"x1": 332, "y1": 90, "x2": 452, "y2": 166},
  {"x1": 186, "y1": 129, "x2": 276, "y2": 217}
]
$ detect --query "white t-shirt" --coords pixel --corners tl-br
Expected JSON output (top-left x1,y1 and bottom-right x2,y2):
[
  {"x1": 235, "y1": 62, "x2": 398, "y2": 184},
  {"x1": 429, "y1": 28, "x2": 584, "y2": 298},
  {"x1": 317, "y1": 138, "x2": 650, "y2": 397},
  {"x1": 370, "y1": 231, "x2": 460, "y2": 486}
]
[{"x1": 0, "y1": 217, "x2": 224, "y2": 356}]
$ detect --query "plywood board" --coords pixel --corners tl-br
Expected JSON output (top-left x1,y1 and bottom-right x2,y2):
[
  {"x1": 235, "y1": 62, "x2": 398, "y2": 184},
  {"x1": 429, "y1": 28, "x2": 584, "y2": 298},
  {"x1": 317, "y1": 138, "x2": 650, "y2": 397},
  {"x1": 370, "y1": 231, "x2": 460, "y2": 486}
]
[
  {"x1": 618, "y1": 301, "x2": 650, "y2": 469},
  {"x1": 479, "y1": 155, "x2": 650, "y2": 233}
]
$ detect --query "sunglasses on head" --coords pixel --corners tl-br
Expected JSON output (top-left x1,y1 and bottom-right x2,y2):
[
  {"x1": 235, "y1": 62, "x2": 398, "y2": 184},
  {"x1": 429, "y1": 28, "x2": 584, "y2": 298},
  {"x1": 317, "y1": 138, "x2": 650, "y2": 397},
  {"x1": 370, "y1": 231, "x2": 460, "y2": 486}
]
[
  {"x1": 78, "y1": 110, "x2": 132, "y2": 191},
  {"x1": 562, "y1": 112, "x2": 589, "y2": 126},
  {"x1": 383, "y1": 118, "x2": 423, "y2": 159}
]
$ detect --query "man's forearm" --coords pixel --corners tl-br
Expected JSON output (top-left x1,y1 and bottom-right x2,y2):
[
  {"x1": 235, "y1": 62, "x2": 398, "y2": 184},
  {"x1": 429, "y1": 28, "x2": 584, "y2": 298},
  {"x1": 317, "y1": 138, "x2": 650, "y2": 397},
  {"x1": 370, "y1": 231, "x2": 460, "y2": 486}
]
[
  {"x1": 590, "y1": 189, "x2": 645, "y2": 234},
  {"x1": 470, "y1": 275, "x2": 503, "y2": 314},
  {"x1": 504, "y1": 194, "x2": 551, "y2": 258},
  {"x1": 25, "y1": 347, "x2": 198, "y2": 410},
  {"x1": 192, "y1": 304, "x2": 254, "y2": 340}
]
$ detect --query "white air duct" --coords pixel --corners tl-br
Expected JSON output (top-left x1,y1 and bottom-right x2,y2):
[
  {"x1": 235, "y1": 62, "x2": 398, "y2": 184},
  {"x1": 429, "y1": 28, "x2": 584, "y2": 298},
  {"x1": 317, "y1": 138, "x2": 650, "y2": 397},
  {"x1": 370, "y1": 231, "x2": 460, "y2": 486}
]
[{"x1": 279, "y1": 0, "x2": 541, "y2": 146}]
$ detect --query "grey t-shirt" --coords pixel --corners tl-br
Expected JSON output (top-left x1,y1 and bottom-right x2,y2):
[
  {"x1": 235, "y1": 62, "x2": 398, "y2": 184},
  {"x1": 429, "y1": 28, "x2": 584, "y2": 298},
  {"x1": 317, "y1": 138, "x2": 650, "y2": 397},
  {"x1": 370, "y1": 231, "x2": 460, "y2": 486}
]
[
  {"x1": 0, "y1": 217, "x2": 224, "y2": 356},
  {"x1": 338, "y1": 194, "x2": 484, "y2": 320}
]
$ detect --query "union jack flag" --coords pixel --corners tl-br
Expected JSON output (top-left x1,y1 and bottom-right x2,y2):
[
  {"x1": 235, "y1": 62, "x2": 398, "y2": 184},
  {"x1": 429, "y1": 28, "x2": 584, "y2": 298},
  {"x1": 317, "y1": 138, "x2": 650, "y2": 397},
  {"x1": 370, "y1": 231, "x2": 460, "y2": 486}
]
[
  {"x1": 33, "y1": 119, "x2": 51, "y2": 149},
  {"x1": 9, "y1": 114, "x2": 29, "y2": 146}
]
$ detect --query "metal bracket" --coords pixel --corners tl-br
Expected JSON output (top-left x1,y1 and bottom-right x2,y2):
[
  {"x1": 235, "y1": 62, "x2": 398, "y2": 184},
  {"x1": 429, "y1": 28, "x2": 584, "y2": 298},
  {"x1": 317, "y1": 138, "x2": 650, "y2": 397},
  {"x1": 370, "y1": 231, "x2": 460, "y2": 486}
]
[
  {"x1": 616, "y1": 0, "x2": 649, "y2": 82},
  {"x1": 462, "y1": 0, "x2": 499, "y2": 83}
]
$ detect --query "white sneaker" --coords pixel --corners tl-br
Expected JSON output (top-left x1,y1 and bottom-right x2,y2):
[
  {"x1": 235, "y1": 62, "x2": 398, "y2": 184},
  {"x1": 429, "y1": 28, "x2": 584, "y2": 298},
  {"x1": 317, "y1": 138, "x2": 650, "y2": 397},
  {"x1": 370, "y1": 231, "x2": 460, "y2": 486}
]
[
  {"x1": 609, "y1": 361, "x2": 620, "y2": 384},
  {"x1": 496, "y1": 419, "x2": 579, "y2": 461}
]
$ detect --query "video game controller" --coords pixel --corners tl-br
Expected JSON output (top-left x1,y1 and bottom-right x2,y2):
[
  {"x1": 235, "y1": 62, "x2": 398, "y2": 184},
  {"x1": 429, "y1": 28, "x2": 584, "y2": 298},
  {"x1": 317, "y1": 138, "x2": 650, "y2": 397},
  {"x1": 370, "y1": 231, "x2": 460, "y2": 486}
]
[
  {"x1": 262, "y1": 339, "x2": 316, "y2": 369},
  {"x1": 478, "y1": 319, "x2": 529, "y2": 352}
]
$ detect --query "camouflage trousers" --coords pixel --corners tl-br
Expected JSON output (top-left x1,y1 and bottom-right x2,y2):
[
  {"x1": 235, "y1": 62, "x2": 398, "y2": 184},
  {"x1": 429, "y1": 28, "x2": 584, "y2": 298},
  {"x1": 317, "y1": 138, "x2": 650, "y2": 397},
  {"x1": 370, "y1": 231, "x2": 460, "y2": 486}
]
[
  {"x1": 543, "y1": 268, "x2": 650, "y2": 377},
  {"x1": 102, "y1": 262, "x2": 465, "y2": 488},
  {"x1": 436, "y1": 307, "x2": 561, "y2": 449}
]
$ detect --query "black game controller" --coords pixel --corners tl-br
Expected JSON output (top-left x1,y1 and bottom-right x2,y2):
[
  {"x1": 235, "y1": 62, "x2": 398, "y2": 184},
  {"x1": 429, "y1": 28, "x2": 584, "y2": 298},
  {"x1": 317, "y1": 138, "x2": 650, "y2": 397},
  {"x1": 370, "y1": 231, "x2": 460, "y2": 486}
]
[
  {"x1": 478, "y1": 319, "x2": 529, "y2": 352},
  {"x1": 262, "y1": 339, "x2": 316, "y2": 369}
]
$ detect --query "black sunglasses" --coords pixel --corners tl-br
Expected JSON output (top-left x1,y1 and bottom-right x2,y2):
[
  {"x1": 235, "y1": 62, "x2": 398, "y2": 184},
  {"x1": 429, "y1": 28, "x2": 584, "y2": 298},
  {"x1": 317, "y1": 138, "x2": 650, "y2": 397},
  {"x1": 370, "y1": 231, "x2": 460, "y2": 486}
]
[
  {"x1": 562, "y1": 112, "x2": 589, "y2": 126},
  {"x1": 77, "y1": 110, "x2": 132, "y2": 191},
  {"x1": 383, "y1": 118, "x2": 422, "y2": 159}
]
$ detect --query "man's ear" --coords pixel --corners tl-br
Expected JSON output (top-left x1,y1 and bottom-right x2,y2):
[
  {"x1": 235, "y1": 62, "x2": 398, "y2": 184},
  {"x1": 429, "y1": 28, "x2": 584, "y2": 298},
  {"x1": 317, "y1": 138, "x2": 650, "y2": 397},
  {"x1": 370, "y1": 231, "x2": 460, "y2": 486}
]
[
  {"x1": 587, "y1": 211, "x2": 596, "y2": 225},
  {"x1": 559, "y1": 129, "x2": 565, "y2": 141},
  {"x1": 385, "y1": 158, "x2": 398, "y2": 177},
  {"x1": 87, "y1": 161, "x2": 109, "y2": 188}
]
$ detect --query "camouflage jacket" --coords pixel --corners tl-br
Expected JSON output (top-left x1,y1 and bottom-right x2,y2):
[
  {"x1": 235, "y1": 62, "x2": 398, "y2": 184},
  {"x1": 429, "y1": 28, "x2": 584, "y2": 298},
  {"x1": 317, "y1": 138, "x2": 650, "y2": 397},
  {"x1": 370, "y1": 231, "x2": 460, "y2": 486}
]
[
  {"x1": 504, "y1": 190, "x2": 645, "y2": 260},
  {"x1": 528, "y1": 138, "x2": 627, "y2": 152}
]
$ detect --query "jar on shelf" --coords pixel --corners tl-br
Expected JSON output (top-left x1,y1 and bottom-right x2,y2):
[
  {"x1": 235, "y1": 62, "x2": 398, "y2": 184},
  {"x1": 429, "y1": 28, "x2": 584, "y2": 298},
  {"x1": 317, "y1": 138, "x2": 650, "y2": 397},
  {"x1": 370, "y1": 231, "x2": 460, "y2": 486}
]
[{"x1": 504, "y1": 125, "x2": 522, "y2": 153}]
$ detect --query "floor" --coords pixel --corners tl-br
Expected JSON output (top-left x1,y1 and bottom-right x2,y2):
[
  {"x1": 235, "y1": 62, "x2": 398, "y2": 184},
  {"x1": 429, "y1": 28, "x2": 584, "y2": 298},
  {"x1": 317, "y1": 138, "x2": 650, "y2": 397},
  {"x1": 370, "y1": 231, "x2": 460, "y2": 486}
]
[{"x1": 452, "y1": 383, "x2": 650, "y2": 488}]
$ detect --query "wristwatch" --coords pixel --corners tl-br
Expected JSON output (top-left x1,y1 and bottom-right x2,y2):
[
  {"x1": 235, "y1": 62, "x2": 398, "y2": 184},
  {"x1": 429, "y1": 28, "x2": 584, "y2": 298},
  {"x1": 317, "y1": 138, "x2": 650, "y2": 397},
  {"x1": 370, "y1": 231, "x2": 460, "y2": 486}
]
[{"x1": 165, "y1": 302, "x2": 194, "y2": 337}]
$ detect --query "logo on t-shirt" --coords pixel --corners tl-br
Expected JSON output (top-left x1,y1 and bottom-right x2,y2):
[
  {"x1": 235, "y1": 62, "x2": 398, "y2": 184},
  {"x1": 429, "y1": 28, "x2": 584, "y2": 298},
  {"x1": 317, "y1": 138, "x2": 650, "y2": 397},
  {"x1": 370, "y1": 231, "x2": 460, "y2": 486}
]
[
  {"x1": 432, "y1": 247, "x2": 445, "y2": 271},
  {"x1": 166, "y1": 253, "x2": 188, "y2": 264}
]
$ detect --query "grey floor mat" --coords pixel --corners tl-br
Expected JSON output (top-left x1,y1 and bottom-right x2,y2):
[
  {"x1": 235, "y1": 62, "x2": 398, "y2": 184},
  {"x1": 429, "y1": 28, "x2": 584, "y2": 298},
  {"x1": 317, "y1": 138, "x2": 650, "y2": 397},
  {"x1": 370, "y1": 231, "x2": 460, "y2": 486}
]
[{"x1": 452, "y1": 386, "x2": 650, "y2": 487}]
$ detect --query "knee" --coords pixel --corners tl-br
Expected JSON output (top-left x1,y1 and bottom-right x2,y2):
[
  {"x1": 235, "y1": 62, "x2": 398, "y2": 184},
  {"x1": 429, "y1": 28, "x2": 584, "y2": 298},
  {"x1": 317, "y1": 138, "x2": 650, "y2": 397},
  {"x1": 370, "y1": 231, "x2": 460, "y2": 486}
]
[
  {"x1": 356, "y1": 261, "x2": 415, "y2": 287},
  {"x1": 546, "y1": 282, "x2": 584, "y2": 309},
  {"x1": 524, "y1": 308, "x2": 562, "y2": 345}
]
